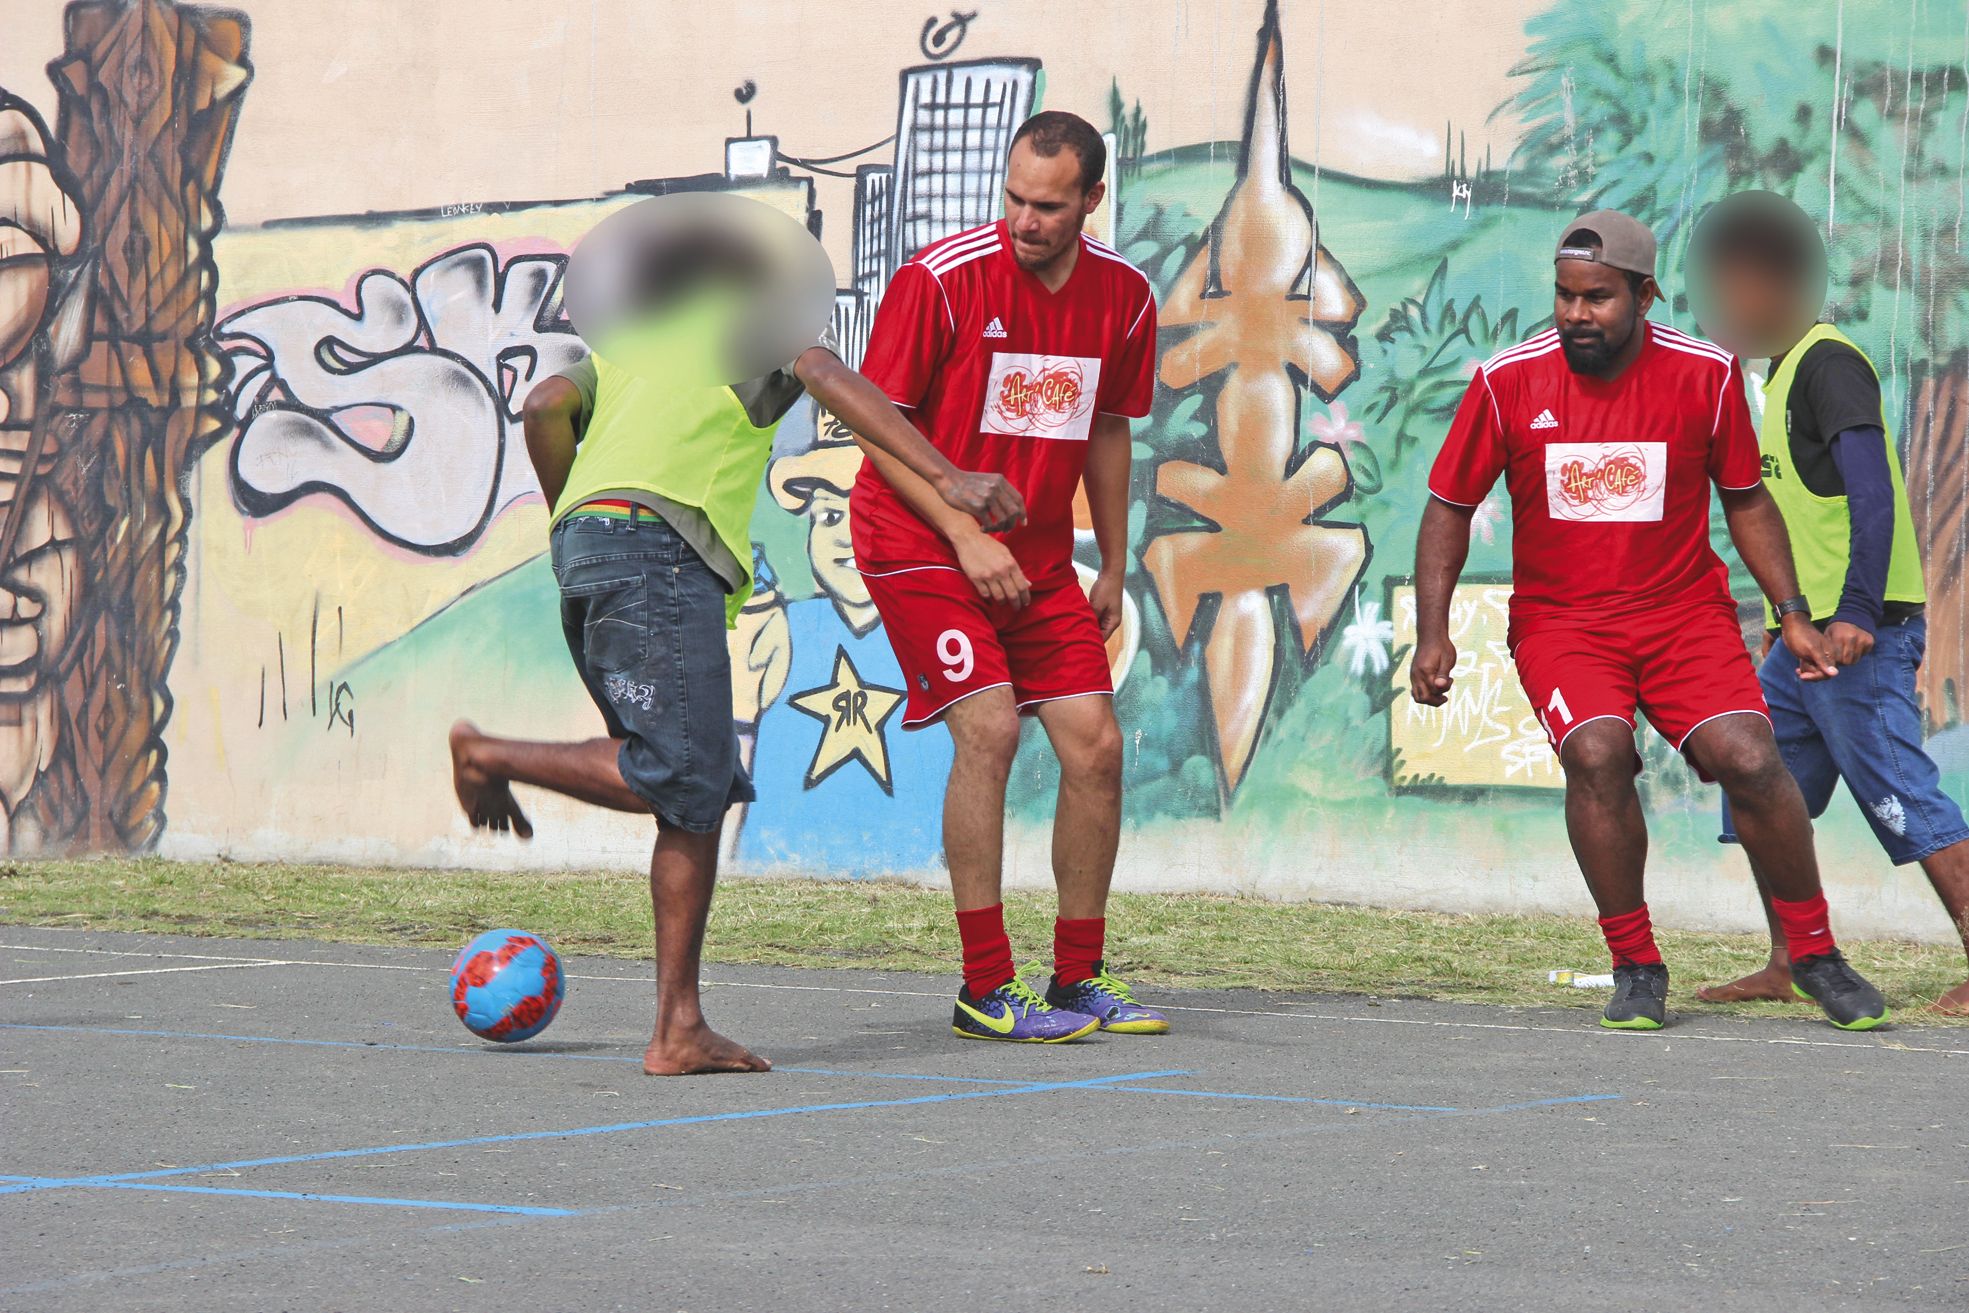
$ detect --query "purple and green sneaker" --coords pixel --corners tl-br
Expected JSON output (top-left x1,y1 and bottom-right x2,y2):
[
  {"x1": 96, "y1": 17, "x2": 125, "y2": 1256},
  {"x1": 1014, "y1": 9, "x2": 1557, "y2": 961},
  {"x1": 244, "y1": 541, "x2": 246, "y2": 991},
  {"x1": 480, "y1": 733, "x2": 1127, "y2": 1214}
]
[
  {"x1": 1045, "y1": 963, "x2": 1170, "y2": 1035},
  {"x1": 952, "y1": 978, "x2": 1100, "y2": 1043}
]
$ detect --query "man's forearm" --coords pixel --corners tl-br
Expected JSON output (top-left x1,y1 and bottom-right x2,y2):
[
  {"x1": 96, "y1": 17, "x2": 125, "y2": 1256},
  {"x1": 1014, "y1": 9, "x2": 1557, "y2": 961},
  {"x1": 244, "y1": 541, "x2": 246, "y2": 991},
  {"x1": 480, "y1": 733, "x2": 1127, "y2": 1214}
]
[
  {"x1": 1084, "y1": 416, "x2": 1131, "y2": 575},
  {"x1": 1721, "y1": 485, "x2": 1805, "y2": 604},
  {"x1": 855, "y1": 437, "x2": 982, "y2": 546},
  {"x1": 1415, "y1": 497, "x2": 1473, "y2": 643},
  {"x1": 796, "y1": 348, "x2": 958, "y2": 494}
]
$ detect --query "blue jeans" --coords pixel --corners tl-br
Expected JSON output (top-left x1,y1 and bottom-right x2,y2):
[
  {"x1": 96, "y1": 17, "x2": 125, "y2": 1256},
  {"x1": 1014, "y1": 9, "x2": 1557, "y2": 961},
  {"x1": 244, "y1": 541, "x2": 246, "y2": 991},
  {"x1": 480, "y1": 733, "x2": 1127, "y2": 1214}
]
[
  {"x1": 1721, "y1": 615, "x2": 1969, "y2": 864},
  {"x1": 551, "y1": 510, "x2": 753, "y2": 833}
]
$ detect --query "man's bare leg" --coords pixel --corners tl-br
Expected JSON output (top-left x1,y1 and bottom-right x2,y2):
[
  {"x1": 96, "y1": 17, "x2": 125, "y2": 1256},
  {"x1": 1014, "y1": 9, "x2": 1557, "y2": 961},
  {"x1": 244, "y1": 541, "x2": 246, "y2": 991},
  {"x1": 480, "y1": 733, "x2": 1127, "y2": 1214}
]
[
  {"x1": 1558, "y1": 720, "x2": 1650, "y2": 917},
  {"x1": 1684, "y1": 714, "x2": 1842, "y2": 1000},
  {"x1": 1694, "y1": 854, "x2": 1802, "y2": 1003},
  {"x1": 1686, "y1": 714, "x2": 1828, "y2": 902},
  {"x1": 1034, "y1": 695, "x2": 1123, "y2": 919},
  {"x1": 940, "y1": 688, "x2": 1022, "y2": 912},
  {"x1": 449, "y1": 721, "x2": 646, "y2": 837},
  {"x1": 1707, "y1": 836, "x2": 1969, "y2": 1011},
  {"x1": 1918, "y1": 841, "x2": 1969, "y2": 1013},
  {"x1": 643, "y1": 818, "x2": 770, "y2": 1076}
]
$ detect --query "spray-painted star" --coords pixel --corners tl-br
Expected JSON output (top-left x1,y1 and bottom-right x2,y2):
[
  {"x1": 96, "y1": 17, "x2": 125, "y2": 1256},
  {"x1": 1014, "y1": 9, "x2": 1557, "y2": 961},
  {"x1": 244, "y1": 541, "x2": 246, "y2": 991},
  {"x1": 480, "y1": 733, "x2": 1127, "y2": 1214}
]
[{"x1": 789, "y1": 648, "x2": 905, "y2": 793}]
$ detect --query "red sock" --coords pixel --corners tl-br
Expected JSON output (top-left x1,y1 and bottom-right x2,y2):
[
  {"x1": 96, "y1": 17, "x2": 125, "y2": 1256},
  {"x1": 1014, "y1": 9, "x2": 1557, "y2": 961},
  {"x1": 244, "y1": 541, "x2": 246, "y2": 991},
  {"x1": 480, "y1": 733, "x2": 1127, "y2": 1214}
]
[
  {"x1": 955, "y1": 903, "x2": 1015, "y2": 997},
  {"x1": 1772, "y1": 892, "x2": 1836, "y2": 961},
  {"x1": 1053, "y1": 916, "x2": 1106, "y2": 985},
  {"x1": 1598, "y1": 904, "x2": 1663, "y2": 967}
]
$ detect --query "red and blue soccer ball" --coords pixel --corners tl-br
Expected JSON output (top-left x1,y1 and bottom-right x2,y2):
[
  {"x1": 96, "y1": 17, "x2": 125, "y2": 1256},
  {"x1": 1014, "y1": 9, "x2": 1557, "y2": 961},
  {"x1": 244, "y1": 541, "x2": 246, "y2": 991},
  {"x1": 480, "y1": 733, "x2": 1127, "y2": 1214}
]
[{"x1": 449, "y1": 930, "x2": 565, "y2": 1042}]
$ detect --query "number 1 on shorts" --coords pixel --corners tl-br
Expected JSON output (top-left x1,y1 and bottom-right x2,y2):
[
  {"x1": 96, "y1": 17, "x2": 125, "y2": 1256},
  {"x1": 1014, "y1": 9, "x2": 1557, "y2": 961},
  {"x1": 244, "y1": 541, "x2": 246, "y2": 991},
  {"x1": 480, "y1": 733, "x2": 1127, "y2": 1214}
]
[
  {"x1": 937, "y1": 629, "x2": 974, "y2": 683},
  {"x1": 1538, "y1": 686, "x2": 1573, "y2": 739}
]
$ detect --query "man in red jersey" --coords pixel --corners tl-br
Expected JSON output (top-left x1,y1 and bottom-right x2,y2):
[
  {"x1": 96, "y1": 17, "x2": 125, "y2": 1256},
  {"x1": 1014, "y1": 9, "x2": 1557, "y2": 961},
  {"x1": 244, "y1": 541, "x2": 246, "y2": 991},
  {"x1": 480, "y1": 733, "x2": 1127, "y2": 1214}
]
[
  {"x1": 849, "y1": 111, "x2": 1166, "y2": 1043},
  {"x1": 1409, "y1": 209, "x2": 1888, "y2": 1032}
]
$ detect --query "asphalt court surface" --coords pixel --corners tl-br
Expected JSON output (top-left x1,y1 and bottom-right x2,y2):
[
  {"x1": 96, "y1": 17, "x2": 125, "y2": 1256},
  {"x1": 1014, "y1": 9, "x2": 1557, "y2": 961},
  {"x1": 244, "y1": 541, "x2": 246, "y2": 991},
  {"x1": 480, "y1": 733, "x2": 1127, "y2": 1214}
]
[{"x1": 1, "y1": 928, "x2": 1965, "y2": 1311}]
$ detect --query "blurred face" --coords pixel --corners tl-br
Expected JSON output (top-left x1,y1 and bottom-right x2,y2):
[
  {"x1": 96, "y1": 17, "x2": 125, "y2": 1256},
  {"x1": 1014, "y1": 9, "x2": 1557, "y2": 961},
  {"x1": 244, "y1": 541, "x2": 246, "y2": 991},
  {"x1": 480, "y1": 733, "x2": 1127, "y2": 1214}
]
[
  {"x1": 1003, "y1": 140, "x2": 1104, "y2": 273},
  {"x1": 1555, "y1": 260, "x2": 1654, "y2": 375},
  {"x1": 1698, "y1": 256, "x2": 1814, "y2": 359}
]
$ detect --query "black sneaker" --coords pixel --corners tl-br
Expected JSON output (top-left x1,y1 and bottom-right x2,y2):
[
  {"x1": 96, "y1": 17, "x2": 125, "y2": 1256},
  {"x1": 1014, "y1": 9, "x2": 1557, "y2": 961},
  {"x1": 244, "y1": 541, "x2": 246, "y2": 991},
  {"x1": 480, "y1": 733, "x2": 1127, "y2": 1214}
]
[
  {"x1": 1601, "y1": 962, "x2": 1669, "y2": 1030},
  {"x1": 1790, "y1": 950, "x2": 1889, "y2": 1030}
]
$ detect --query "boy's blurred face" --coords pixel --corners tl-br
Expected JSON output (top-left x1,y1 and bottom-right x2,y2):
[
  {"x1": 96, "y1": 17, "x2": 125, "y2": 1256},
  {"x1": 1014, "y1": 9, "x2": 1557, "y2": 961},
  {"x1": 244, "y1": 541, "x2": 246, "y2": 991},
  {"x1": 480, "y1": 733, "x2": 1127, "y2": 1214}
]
[{"x1": 1699, "y1": 255, "x2": 1815, "y2": 359}]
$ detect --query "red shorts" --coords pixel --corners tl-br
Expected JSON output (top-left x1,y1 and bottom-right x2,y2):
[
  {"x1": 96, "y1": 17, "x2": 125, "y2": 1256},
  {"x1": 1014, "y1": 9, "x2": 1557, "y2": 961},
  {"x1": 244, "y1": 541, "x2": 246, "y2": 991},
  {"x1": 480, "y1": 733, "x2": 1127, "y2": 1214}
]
[
  {"x1": 1511, "y1": 602, "x2": 1769, "y2": 772},
  {"x1": 860, "y1": 565, "x2": 1113, "y2": 727}
]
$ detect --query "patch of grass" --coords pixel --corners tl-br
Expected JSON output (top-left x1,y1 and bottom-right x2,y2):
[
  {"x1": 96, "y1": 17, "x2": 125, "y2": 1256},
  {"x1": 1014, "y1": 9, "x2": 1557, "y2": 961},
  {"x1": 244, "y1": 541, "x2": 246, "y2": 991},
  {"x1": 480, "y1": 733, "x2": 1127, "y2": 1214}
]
[{"x1": 2, "y1": 858, "x2": 1963, "y2": 1025}]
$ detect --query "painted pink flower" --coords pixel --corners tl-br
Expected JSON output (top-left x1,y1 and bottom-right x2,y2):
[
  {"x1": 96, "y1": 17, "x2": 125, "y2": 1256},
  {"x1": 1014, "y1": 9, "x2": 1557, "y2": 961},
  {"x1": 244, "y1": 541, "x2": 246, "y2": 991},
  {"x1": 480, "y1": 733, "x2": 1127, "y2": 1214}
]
[
  {"x1": 1307, "y1": 400, "x2": 1367, "y2": 452},
  {"x1": 1469, "y1": 495, "x2": 1502, "y2": 545}
]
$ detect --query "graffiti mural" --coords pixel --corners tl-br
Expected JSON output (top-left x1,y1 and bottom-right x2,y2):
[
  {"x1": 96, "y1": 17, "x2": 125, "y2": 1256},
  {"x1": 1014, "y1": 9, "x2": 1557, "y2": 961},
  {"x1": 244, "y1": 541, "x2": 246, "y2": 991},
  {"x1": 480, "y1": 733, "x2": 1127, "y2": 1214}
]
[
  {"x1": 0, "y1": 0, "x2": 1958, "y2": 937},
  {"x1": 736, "y1": 404, "x2": 953, "y2": 873},
  {"x1": 1387, "y1": 581, "x2": 1557, "y2": 791},
  {"x1": 1145, "y1": 0, "x2": 1368, "y2": 798},
  {"x1": 0, "y1": 91, "x2": 87, "y2": 854},
  {"x1": 0, "y1": 1, "x2": 249, "y2": 853},
  {"x1": 222, "y1": 243, "x2": 584, "y2": 555}
]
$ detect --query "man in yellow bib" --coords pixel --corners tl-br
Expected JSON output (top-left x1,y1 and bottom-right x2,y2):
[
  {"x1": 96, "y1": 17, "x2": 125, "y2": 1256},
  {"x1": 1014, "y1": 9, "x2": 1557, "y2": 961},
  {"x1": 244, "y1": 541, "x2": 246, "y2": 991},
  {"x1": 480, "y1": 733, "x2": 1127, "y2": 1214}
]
[
  {"x1": 1694, "y1": 193, "x2": 1969, "y2": 1015},
  {"x1": 449, "y1": 312, "x2": 1023, "y2": 1075}
]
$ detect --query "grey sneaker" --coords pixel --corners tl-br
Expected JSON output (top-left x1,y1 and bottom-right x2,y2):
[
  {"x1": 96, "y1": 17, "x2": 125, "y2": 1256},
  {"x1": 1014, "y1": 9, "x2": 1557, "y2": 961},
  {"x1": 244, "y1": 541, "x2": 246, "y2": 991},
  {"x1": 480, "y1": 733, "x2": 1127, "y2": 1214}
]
[
  {"x1": 1790, "y1": 950, "x2": 1889, "y2": 1031},
  {"x1": 1601, "y1": 962, "x2": 1669, "y2": 1030}
]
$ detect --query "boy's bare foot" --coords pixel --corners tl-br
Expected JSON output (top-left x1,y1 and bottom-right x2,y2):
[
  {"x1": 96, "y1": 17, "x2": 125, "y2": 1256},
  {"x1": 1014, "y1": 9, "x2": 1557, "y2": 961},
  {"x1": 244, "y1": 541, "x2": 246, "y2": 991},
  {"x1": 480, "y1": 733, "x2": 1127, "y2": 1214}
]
[
  {"x1": 449, "y1": 721, "x2": 534, "y2": 839},
  {"x1": 1696, "y1": 962, "x2": 1804, "y2": 1003},
  {"x1": 1930, "y1": 979, "x2": 1969, "y2": 1017},
  {"x1": 643, "y1": 1023, "x2": 772, "y2": 1076}
]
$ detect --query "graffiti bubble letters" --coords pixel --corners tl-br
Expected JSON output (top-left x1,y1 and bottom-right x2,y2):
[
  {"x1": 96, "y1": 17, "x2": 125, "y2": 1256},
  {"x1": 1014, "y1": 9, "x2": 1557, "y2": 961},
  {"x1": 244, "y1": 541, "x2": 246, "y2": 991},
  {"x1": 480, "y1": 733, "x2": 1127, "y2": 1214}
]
[
  {"x1": 221, "y1": 243, "x2": 588, "y2": 555},
  {"x1": 1543, "y1": 442, "x2": 1665, "y2": 523},
  {"x1": 981, "y1": 353, "x2": 1099, "y2": 440}
]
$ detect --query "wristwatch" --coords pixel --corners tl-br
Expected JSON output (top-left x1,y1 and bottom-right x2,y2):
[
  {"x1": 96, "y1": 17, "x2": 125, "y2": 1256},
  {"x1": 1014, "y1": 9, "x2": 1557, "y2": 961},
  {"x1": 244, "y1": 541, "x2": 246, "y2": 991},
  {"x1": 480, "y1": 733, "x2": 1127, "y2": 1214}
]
[{"x1": 1773, "y1": 596, "x2": 1812, "y2": 621}]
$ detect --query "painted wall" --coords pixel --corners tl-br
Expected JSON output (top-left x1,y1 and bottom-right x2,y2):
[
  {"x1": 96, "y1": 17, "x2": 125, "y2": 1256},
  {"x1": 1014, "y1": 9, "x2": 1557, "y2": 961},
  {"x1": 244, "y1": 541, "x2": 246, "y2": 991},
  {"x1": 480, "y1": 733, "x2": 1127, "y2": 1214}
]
[{"x1": 1, "y1": 0, "x2": 1966, "y2": 942}]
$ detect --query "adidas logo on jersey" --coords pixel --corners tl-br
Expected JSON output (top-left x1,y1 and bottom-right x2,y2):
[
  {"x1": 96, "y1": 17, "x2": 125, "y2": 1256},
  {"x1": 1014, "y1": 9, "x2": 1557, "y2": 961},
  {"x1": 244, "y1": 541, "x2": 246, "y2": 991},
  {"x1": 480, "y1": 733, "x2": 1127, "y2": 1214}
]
[
  {"x1": 982, "y1": 316, "x2": 1008, "y2": 339},
  {"x1": 1530, "y1": 408, "x2": 1558, "y2": 430}
]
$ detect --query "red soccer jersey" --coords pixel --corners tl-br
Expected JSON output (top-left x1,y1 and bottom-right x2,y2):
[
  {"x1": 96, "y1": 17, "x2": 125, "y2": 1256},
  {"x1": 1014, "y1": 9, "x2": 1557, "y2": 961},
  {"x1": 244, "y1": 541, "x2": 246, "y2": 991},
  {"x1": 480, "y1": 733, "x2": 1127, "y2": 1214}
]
[
  {"x1": 851, "y1": 220, "x2": 1158, "y2": 584},
  {"x1": 1428, "y1": 321, "x2": 1762, "y2": 637}
]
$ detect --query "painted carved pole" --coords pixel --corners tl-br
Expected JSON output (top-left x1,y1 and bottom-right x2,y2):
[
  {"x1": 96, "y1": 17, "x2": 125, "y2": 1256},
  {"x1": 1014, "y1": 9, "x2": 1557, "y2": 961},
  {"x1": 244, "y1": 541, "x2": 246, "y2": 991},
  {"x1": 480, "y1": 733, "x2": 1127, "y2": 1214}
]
[
  {"x1": 40, "y1": 0, "x2": 251, "y2": 850},
  {"x1": 1146, "y1": 0, "x2": 1368, "y2": 797}
]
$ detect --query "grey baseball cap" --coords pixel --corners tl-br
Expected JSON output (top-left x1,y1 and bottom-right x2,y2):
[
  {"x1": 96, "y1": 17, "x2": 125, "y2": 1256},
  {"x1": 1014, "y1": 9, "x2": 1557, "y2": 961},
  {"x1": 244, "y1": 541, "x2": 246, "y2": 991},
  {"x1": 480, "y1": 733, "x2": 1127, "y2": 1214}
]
[{"x1": 1555, "y1": 209, "x2": 1657, "y2": 279}]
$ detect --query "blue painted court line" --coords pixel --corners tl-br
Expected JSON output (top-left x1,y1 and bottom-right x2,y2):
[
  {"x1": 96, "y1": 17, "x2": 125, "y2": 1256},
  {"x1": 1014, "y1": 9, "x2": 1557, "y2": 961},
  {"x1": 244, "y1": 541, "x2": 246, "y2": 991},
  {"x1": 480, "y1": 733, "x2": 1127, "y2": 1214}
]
[
  {"x1": 0, "y1": 1069, "x2": 1192, "y2": 1200},
  {"x1": 1, "y1": 1176, "x2": 575, "y2": 1217},
  {"x1": 1109, "y1": 1085, "x2": 1461, "y2": 1112},
  {"x1": 0, "y1": 1022, "x2": 1028, "y2": 1087},
  {"x1": 1457, "y1": 1093, "x2": 1621, "y2": 1112}
]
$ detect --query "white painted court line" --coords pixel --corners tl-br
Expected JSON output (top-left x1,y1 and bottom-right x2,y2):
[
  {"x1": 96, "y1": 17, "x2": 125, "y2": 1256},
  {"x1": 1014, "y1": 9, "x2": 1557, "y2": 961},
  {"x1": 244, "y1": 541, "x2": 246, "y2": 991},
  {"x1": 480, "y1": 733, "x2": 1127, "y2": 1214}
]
[
  {"x1": 0, "y1": 942, "x2": 293, "y2": 963},
  {"x1": 0, "y1": 962, "x2": 295, "y2": 986},
  {"x1": 0, "y1": 943, "x2": 644, "y2": 983},
  {"x1": 688, "y1": 977, "x2": 1969, "y2": 1058},
  {"x1": 6, "y1": 941, "x2": 1965, "y2": 1057}
]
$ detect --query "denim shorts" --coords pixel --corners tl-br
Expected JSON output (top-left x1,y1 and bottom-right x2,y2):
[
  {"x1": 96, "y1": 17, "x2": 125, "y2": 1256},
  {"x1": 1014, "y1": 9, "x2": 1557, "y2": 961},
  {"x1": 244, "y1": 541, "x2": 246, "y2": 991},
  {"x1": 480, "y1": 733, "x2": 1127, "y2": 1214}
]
[
  {"x1": 1721, "y1": 614, "x2": 1969, "y2": 864},
  {"x1": 551, "y1": 510, "x2": 754, "y2": 833}
]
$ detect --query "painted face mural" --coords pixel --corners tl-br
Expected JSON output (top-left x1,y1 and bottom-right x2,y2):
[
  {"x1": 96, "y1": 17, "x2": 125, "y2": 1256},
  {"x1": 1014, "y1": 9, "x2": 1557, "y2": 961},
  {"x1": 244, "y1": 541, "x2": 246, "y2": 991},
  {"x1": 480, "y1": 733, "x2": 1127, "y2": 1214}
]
[{"x1": 0, "y1": 94, "x2": 85, "y2": 848}]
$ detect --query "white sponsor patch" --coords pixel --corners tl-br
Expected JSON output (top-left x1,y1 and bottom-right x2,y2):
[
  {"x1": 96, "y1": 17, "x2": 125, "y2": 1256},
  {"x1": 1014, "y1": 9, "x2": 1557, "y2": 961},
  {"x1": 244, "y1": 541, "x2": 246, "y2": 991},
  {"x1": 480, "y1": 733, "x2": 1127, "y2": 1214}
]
[
  {"x1": 1543, "y1": 442, "x2": 1668, "y2": 523},
  {"x1": 978, "y1": 352, "x2": 1101, "y2": 441}
]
